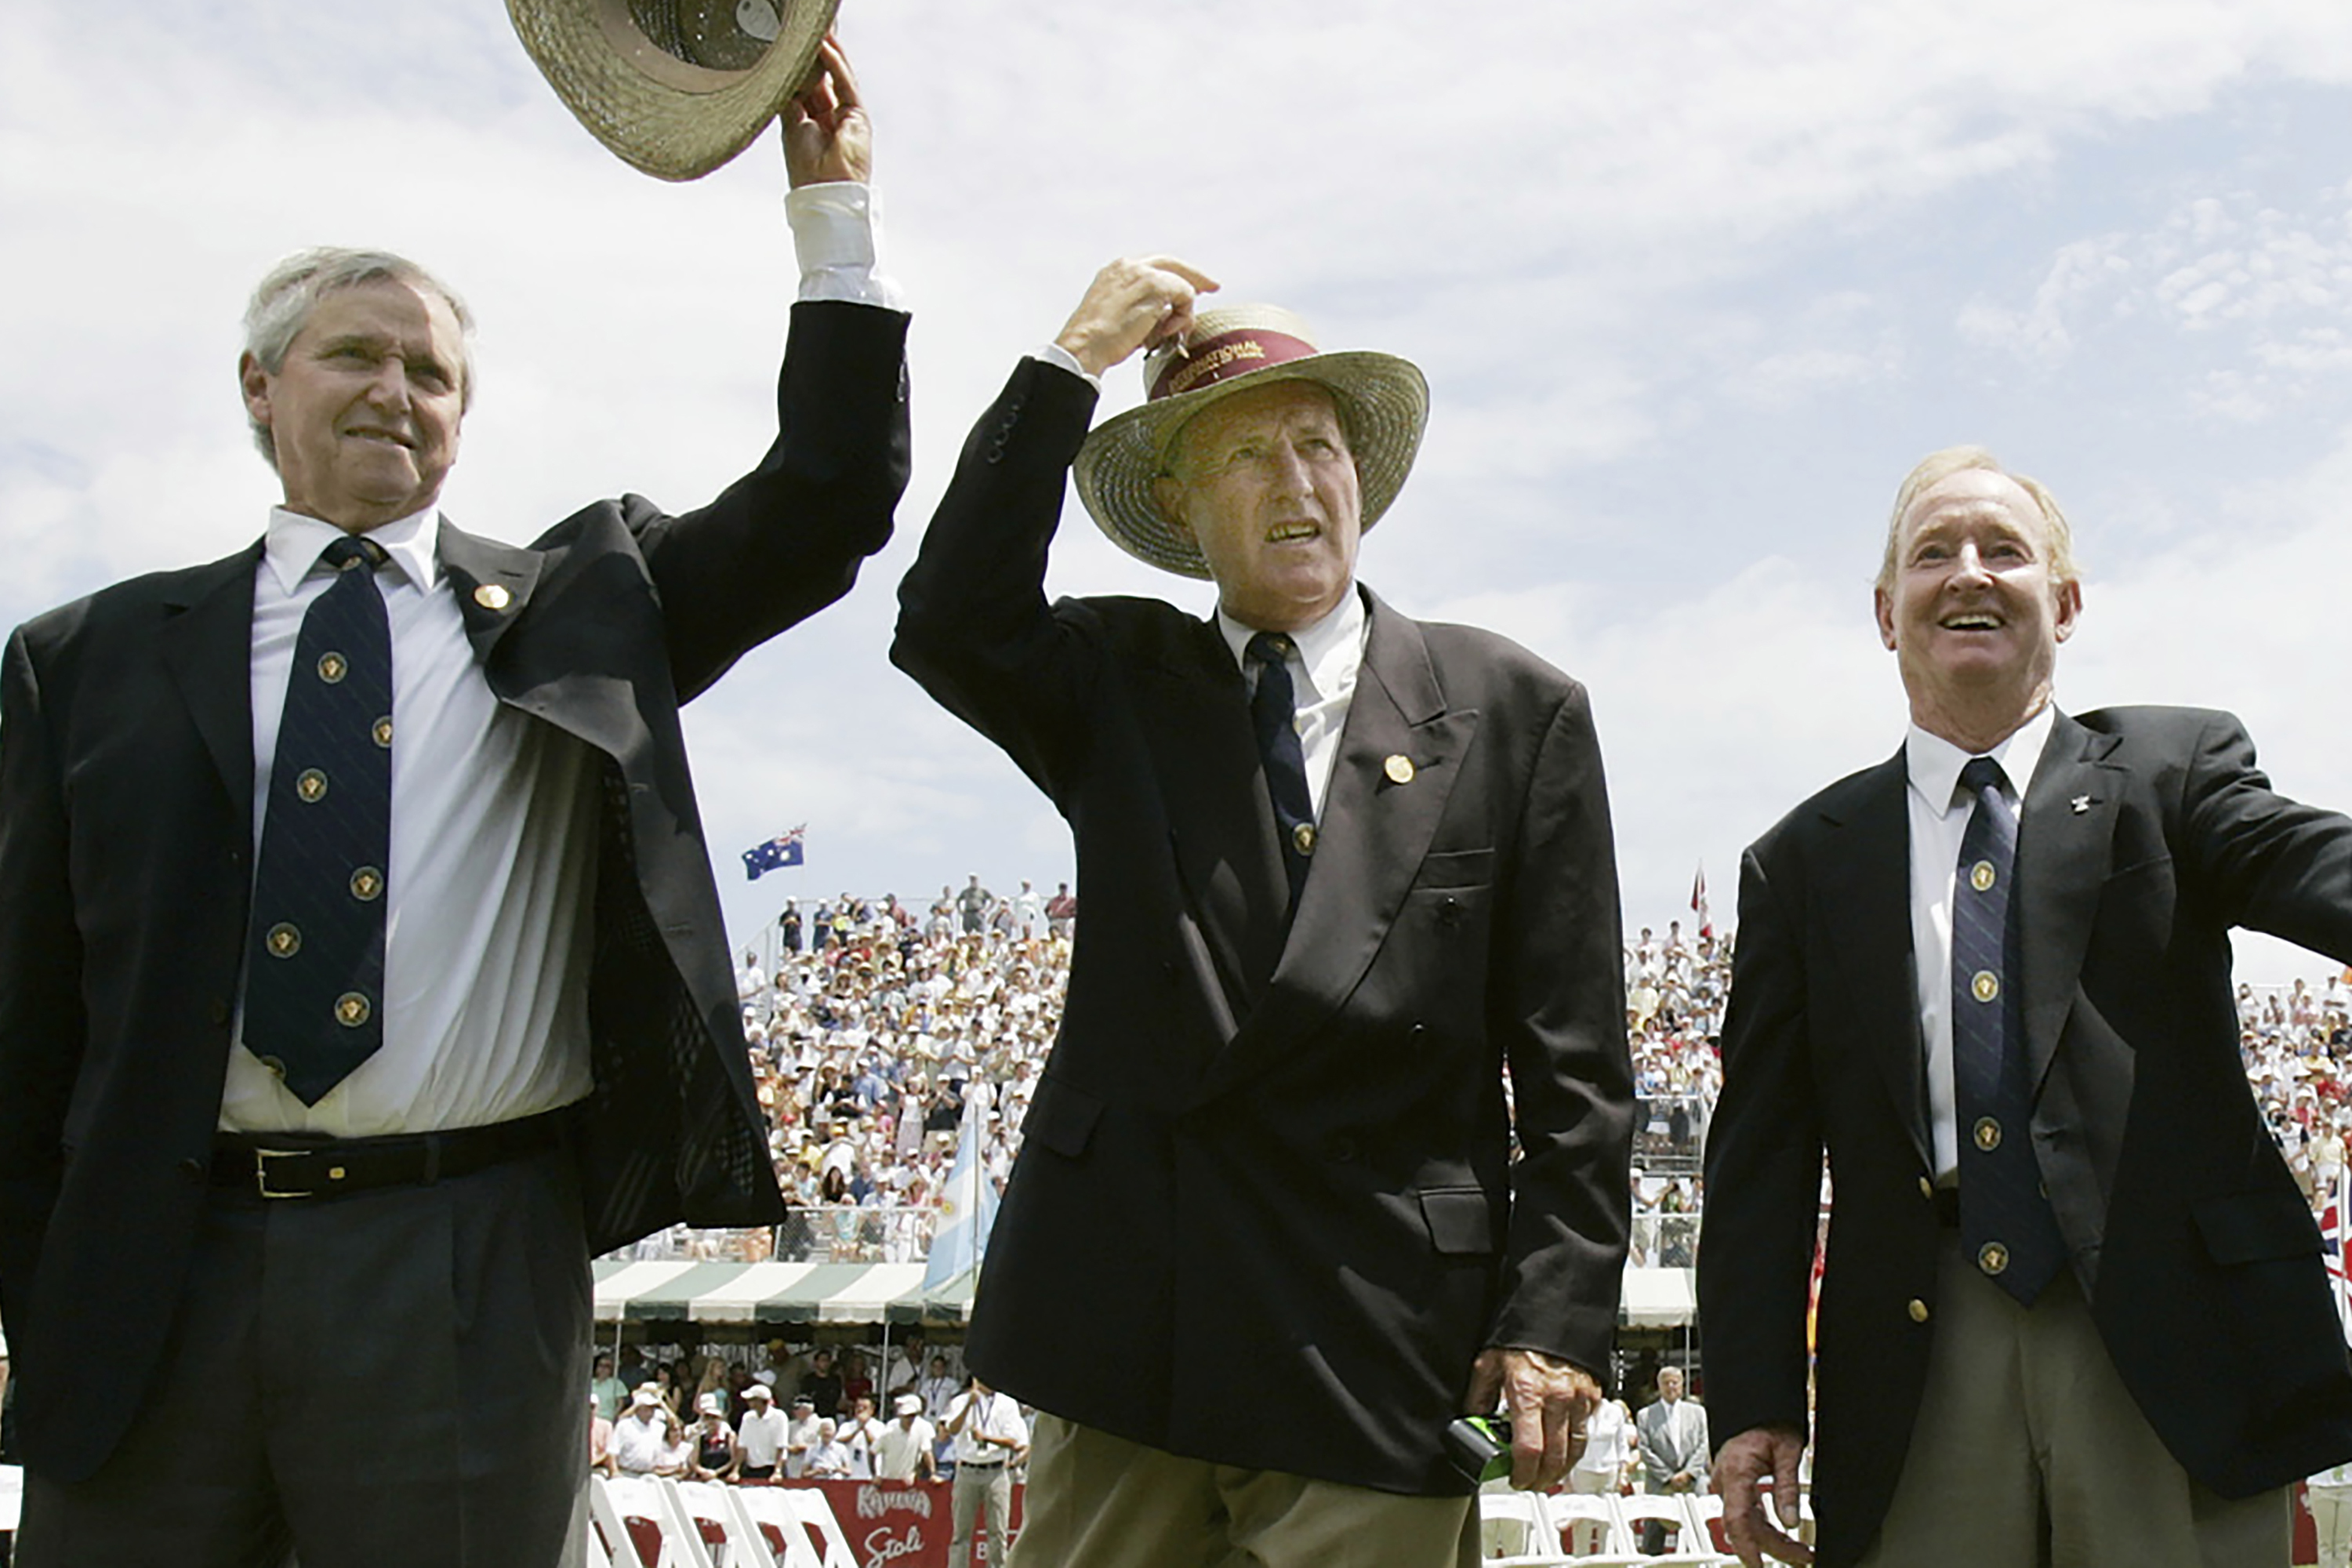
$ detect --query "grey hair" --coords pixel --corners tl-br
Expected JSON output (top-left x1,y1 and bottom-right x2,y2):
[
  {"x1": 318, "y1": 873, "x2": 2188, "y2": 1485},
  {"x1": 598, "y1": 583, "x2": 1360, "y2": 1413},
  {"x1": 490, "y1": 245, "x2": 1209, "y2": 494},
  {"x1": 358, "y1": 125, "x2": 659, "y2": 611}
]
[
  {"x1": 1879, "y1": 445, "x2": 2081, "y2": 595},
  {"x1": 241, "y1": 247, "x2": 477, "y2": 470}
]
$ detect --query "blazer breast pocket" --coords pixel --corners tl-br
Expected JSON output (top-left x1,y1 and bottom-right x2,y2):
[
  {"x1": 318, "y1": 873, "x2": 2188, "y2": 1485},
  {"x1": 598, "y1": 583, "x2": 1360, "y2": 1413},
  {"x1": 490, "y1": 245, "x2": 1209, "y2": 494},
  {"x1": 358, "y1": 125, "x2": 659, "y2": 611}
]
[
  {"x1": 1418, "y1": 1186, "x2": 1500, "y2": 1256},
  {"x1": 1414, "y1": 848, "x2": 1493, "y2": 893},
  {"x1": 1025, "y1": 1075, "x2": 1104, "y2": 1161},
  {"x1": 2191, "y1": 1188, "x2": 2318, "y2": 1265}
]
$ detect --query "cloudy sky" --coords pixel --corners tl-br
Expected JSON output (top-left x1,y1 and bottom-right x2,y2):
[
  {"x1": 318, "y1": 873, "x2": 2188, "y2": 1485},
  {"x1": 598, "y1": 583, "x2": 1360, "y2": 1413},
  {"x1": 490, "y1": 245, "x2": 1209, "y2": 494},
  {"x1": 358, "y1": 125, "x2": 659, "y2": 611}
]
[{"x1": 7, "y1": 1, "x2": 2352, "y2": 982}]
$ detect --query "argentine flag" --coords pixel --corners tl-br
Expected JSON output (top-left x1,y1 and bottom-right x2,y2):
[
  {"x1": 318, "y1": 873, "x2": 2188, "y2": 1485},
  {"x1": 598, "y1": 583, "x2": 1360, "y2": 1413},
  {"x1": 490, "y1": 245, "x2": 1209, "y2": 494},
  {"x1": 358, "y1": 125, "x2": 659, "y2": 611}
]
[{"x1": 924, "y1": 1080, "x2": 1000, "y2": 1290}]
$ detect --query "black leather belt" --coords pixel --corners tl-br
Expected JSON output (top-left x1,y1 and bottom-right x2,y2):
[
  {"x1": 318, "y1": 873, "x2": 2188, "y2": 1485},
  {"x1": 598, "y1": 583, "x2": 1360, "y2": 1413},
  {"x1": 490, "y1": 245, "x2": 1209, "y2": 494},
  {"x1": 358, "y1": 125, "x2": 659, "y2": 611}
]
[{"x1": 212, "y1": 1108, "x2": 570, "y2": 1200}]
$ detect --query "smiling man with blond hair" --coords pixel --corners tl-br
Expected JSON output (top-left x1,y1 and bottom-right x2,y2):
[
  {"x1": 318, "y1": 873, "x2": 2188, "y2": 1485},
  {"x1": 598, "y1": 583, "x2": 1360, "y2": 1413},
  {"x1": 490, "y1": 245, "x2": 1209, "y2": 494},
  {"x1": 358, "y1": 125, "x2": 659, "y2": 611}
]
[{"x1": 1702, "y1": 445, "x2": 2352, "y2": 1568}]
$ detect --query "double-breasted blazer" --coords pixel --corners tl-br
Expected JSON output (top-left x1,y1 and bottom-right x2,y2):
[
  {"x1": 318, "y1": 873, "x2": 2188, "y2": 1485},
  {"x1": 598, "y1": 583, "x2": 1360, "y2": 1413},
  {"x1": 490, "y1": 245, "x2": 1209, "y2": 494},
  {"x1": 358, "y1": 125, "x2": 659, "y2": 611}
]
[
  {"x1": 1698, "y1": 706, "x2": 2352, "y2": 1567},
  {"x1": 892, "y1": 357, "x2": 1633, "y2": 1496},
  {"x1": 0, "y1": 300, "x2": 910, "y2": 1479}
]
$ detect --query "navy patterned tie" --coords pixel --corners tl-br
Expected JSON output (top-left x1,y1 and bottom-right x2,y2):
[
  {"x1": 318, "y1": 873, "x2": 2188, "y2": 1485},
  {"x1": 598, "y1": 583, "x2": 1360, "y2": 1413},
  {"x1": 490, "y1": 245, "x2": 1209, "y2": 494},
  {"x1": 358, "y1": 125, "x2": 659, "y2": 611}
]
[
  {"x1": 1951, "y1": 756, "x2": 2067, "y2": 1305},
  {"x1": 242, "y1": 535, "x2": 394, "y2": 1105},
  {"x1": 1246, "y1": 631, "x2": 1316, "y2": 912}
]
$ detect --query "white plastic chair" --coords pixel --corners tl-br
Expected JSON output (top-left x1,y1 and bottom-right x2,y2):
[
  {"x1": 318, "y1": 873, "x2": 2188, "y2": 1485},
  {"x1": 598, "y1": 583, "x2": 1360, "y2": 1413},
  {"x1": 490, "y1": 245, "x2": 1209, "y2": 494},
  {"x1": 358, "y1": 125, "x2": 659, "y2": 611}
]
[
  {"x1": 1477, "y1": 1488, "x2": 1573, "y2": 1564},
  {"x1": 1675, "y1": 1491, "x2": 1769, "y2": 1566},
  {"x1": 673, "y1": 1477, "x2": 775, "y2": 1568},
  {"x1": 1540, "y1": 1493, "x2": 1645, "y2": 1563},
  {"x1": 593, "y1": 1474, "x2": 706, "y2": 1568},
  {"x1": 1615, "y1": 1492, "x2": 1726, "y2": 1564},
  {"x1": 731, "y1": 1486, "x2": 829, "y2": 1568},
  {"x1": 778, "y1": 1486, "x2": 862, "y2": 1568}
]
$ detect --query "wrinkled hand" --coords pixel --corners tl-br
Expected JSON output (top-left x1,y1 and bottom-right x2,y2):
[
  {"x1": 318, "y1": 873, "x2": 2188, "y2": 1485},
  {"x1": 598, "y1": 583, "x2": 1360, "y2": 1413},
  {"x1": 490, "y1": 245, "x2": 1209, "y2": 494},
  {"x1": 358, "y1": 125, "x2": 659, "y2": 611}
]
[
  {"x1": 1463, "y1": 1347, "x2": 1601, "y2": 1491},
  {"x1": 1052, "y1": 256, "x2": 1221, "y2": 379},
  {"x1": 782, "y1": 34, "x2": 870, "y2": 187},
  {"x1": 1716, "y1": 1425, "x2": 1812, "y2": 1567}
]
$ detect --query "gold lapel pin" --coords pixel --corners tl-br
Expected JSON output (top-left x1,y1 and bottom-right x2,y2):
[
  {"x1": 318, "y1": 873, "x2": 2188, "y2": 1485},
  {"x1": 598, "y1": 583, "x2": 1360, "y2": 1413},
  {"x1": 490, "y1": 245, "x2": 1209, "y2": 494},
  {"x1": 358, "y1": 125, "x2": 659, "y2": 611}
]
[
  {"x1": 474, "y1": 583, "x2": 512, "y2": 611},
  {"x1": 1383, "y1": 754, "x2": 1416, "y2": 786}
]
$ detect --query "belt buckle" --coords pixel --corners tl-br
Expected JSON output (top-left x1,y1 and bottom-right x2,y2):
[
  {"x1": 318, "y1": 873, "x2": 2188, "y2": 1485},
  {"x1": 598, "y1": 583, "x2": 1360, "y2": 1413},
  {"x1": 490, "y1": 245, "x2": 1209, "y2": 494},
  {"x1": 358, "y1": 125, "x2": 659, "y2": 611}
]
[{"x1": 253, "y1": 1146, "x2": 314, "y2": 1200}]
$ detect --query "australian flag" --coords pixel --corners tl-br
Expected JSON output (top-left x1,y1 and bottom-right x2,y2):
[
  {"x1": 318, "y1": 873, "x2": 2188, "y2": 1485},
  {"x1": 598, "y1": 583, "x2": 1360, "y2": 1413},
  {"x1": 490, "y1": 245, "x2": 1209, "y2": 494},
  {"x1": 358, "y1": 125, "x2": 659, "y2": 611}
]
[{"x1": 741, "y1": 826, "x2": 805, "y2": 881}]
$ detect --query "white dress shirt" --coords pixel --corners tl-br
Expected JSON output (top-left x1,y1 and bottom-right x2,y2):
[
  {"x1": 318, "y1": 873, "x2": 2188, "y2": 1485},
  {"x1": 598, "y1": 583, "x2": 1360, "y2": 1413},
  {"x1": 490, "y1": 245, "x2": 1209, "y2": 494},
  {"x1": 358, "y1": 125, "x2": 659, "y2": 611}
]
[
  {"x1": 948, "y1": 1389, "x2": 1028, "y2": 1465},
  {"x1": 1904, "y1": 702, "x2": 2057, "y2": 1180},
  {"x1": 1216, "y1": 589, "x2": 1366, "y2": 821},
  {"x1": 223, "y1": 186, "x2": 895, "y2": 1135}
]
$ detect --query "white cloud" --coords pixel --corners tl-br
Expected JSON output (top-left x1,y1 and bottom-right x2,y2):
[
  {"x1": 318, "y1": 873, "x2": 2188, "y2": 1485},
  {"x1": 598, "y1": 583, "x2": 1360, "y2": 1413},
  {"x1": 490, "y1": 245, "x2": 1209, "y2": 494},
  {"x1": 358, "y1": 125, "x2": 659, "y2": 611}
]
[{"x1": 12, "y1": 0, "x2": 2352, "y2": 990}]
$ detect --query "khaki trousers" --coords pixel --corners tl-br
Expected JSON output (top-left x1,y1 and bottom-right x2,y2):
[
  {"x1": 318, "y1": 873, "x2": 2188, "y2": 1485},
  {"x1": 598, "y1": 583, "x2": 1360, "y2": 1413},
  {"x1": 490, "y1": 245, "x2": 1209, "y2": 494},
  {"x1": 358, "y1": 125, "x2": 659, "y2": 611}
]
[
  {"x1": 1857, "y1": 1234, "x2": 2289, "y2": 1568},
  {"x1": 1007, "y1": 1414, "x2": 1479, "y2": 1568}
]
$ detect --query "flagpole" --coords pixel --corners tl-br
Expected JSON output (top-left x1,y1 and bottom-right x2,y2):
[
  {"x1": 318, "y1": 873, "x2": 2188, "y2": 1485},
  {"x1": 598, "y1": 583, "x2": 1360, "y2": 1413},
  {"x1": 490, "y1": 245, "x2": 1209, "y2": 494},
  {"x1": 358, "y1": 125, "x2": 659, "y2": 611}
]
[{"x1": 2339, "y1": 1160, "x2": 2350, "y2": 1340}]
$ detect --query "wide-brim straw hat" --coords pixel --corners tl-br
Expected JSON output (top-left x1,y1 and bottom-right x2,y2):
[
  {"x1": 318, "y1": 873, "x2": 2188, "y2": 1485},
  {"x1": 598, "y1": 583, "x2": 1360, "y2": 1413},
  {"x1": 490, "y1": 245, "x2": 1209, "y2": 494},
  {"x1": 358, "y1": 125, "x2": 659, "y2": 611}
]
[
  {"x1": 1072, "y1": 303, "x2": 1429, "y2": 580},
  {"x1": 509, "y1": 0, "x2": 840, "y2": 181}
]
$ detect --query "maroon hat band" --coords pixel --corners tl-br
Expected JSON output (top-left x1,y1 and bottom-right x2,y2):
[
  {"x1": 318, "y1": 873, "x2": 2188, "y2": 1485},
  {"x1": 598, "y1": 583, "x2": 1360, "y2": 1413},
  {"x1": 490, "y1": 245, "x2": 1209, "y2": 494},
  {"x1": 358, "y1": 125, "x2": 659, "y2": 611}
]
[{"x1": 1149, "y1": 328, "x2": 1319, "y2": 403}]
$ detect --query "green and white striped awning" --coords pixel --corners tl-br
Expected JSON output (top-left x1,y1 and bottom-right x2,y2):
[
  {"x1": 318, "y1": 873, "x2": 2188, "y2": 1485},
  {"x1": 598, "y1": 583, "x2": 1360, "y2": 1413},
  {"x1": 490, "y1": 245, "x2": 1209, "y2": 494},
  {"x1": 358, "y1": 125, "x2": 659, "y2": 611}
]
[
  {"x1": 589, "y1": 1261, "x2": 1693, "y2": 1327},
  {"x1": 590, "y1": 1261, "x2": 977, "y2": 1326},
  {"x1": 1617, "y1": 1267, "x2": 1696, "y2": 1328}
]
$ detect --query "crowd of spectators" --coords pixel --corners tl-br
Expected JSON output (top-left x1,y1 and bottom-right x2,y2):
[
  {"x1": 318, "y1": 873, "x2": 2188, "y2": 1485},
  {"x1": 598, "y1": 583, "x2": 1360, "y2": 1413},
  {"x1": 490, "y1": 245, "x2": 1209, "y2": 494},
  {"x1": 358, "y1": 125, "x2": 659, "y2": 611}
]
[
  {"x1": 584, "y1": 885, "x2": 2352, "y2": 1523},
  {"x1": 587, "y1": 1334, "x2": 976, "y2": 1484},
  {"x1": 627, "y1": 877, "x2": 2352, "y2": 1270},
  {"x1": 677, "y1": 877, "x2": 1079, "y2": 1265},
  {"x1": 2242, "y1": 974, "x2": 2352, "y2": 1212}
]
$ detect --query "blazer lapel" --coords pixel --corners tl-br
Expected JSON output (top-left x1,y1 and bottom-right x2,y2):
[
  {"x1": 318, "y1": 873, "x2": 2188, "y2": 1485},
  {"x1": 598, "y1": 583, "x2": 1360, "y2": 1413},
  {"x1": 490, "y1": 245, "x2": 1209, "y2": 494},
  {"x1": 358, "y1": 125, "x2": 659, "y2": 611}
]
[
  {"x1": 1196, "y1": 591, "x2": 1475, "y2": 1102},
  {"x1": 1139, "y1": 618, "x2": 1288, "y2": 1034},
  {"x1": 2016, "y1": 712, "x2": 2123, "y2": 1095},
  {"x1": 1813, "y1": 751, "x2": 1934, "y2": 1173},
  {"x1": 159, "y1": 542, "x2": 265, "y2": 818},
  {"x1": 435, "y1": 519, "x2": 542, "y2": 675}
]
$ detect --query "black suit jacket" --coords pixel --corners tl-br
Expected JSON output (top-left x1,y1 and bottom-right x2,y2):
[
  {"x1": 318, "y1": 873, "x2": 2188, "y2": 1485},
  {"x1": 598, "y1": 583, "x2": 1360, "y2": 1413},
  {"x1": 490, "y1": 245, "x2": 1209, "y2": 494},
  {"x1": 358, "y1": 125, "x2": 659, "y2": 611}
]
[
  {"x1": 891, "y1": 358, "x2": 1632, "y2": 1496},
  {"x1": 1698, "y1": 706, "x2": 2352, "y2": 1567},
  {"x1": 0, "y1": 300, "x2": 910, "y2": 1480}
]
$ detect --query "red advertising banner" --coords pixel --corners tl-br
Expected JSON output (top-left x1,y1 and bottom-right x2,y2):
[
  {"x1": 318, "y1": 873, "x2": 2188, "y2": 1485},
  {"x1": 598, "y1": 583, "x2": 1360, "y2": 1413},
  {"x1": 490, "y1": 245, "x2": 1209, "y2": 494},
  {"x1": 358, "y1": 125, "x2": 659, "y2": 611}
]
[{"x1": 800, "y1": 1478, "x2": 1025, "y2": 1568}]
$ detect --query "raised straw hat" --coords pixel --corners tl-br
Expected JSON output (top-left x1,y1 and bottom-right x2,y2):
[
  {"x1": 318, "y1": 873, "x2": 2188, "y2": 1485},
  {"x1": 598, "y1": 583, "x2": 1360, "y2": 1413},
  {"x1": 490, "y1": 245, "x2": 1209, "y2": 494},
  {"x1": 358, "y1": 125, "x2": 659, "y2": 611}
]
[
  {"x1": 1072, "y1": 303, "x2": 1429, "y2": 580},
  {"x1": 509, "y1": 0, "x2": 840, "y2": 181}
]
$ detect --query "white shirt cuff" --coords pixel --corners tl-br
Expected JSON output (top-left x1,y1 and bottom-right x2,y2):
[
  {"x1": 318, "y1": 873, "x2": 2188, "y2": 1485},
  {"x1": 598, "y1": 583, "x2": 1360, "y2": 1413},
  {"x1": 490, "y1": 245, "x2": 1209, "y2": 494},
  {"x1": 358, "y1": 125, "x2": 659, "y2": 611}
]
[
  {"x1": 1028, "y1": 342, "x2": 1099, "y2": 390},
  {"x1": 785, "y1": 182, "x2": 906, "y2": 310}
]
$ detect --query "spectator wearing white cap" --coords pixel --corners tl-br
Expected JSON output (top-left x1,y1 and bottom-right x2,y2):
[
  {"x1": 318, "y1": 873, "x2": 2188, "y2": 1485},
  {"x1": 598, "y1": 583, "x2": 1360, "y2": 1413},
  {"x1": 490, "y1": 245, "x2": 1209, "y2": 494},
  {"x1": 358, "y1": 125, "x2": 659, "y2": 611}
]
[
  {"x1": 874, "y1": 1394, "x2": 938, "y2": 1483},
  {"x1": 688, "y1": 1392, "x2": 735, "y2": 1481},
  {"x1": 611, "y1": 1387, "x2": 671, "y2": 1478},
  {"x1": 735, "y1": 1383, "x2": 788, "y2": 1480}
]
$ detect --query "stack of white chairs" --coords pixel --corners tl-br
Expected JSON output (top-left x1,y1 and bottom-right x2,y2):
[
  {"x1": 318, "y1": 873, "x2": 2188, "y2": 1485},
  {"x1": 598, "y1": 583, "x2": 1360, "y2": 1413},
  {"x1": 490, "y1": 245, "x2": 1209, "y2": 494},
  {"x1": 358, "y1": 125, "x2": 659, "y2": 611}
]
[
  {"x1": 1475, "y1": 1488, "x2": 1745, "y2": 1565},
  {"x1": 731, "y1": 1484, "x2": 860, "y2": 1568},
  {"x1": 676, "y1": 1478, "x2": 775, "y2": 1567},
  {"x1": 1477, "y1": 1487, "x2": 1581, "y2": 1564},
  {"x1": 1613, "y1": 1492, "x2": 1734, "y2": 1565},
  {"x1": 591, "y1": 1474, "x2": 706, "y2": 1568}
]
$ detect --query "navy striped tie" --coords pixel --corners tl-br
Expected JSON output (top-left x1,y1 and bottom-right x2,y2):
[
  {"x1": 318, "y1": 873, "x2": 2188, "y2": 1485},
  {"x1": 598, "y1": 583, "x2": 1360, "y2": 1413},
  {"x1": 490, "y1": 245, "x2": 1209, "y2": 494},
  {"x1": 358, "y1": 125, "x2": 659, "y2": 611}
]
[
  {"x1": 1952, "y1": 756, "x2": 2067, "y2": 1304},
  {"x1": 242, "y1": 535, "x2": 394, "y2": 1105},
  {"x1": 1246, "y1": 631, "x2": 1316, "y2": 913}
]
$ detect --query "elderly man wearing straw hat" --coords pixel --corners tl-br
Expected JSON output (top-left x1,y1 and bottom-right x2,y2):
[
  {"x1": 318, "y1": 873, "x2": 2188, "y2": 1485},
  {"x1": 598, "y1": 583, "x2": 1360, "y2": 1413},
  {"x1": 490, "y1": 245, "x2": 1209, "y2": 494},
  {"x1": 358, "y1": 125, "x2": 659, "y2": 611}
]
[
  {"x1": 894, "y1": 258, "x2": 1633, "y2": 1565},
  {"x1": 0, "y1": 14, "x2": 908, "y2": 1566}
]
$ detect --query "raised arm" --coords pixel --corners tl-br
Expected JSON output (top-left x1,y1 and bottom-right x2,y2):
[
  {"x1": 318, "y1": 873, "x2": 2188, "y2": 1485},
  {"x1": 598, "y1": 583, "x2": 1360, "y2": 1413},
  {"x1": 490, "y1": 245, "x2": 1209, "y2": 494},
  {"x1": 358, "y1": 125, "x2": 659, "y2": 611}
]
[{"x1": 890, "y1": 257, "x2": 1215, "y2": 800}]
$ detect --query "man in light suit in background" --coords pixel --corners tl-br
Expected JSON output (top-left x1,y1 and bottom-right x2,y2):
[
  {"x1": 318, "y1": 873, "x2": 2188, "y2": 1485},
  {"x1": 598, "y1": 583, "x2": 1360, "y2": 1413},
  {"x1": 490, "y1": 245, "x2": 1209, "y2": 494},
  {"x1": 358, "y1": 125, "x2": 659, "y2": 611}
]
[
  {"x1": 1700, "y1": 447, "x2": 2352, "y2": 1568},
  {"x1": 1635, "y1": 1367, "x2": 1709, "y2": 1552},
  {"x1": 895, "y1": 256, "x2": 1632, "y2": 1566}
]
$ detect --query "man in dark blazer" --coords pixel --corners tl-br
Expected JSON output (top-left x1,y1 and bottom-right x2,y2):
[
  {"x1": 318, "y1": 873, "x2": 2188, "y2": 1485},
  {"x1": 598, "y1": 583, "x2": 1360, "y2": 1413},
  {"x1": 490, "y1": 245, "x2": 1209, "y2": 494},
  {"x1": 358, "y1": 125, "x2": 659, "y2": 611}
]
[
  {"x1": 1700, "y1": 446, "x2": 2352, "y2": 1568},
  {"x1": 894, "y1": 257, "x2": 1632, "y2": 1566},
  {"x1": 0, "y1": 44, "x2": 908, "y2": 1564}
]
